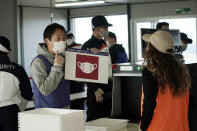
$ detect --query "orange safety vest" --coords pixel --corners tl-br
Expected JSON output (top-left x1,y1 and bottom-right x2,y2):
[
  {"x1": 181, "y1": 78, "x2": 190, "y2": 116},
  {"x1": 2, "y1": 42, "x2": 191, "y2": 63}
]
[{"x1": 141, "y1": 85, "x2": 189, "y2": 131}]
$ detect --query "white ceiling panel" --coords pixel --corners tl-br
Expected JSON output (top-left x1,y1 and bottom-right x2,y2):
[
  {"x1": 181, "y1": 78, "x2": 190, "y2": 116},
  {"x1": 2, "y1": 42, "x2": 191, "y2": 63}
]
[{"x1": 17, "y1": 0, "x2": 190, "y2": 7}]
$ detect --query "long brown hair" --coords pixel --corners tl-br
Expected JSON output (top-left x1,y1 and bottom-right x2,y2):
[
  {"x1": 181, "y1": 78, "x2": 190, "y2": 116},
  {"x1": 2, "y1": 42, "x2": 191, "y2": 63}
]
[{"x1": 143, "y1": 43, "x2": 190, "y2": 96}]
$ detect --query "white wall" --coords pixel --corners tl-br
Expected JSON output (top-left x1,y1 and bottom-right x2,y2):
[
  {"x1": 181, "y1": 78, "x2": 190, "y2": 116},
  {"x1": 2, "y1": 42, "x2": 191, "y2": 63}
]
[
  {"x1": 0, "y1": 0, "x2": 17, "y2": 62},
  {"x1": 22, "y1": 7, "x2": 67, "y2": 75},
  {"x1": 131, "y1": 0, "x2": 197, "y2": 18},
  {"x1": 70, "y1": 5, "x2": 127, "y2": 18}
]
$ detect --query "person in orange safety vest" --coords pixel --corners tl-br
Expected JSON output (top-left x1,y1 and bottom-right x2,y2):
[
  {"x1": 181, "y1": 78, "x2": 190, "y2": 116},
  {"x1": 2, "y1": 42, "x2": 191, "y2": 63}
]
[{"x1": 140, "y1": 31, "x2": 191, "y2": 131}]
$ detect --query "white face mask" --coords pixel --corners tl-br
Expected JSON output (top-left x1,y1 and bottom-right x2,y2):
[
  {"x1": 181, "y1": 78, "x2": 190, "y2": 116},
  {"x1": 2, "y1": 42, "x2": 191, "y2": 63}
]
[
  {"x1": 66, "y1": 39, "x2": 74, "y2": 46},
  {"x1": 181, "y1": 43, "x2": 187, "y2": 51},
  {"x1": 106, "y1": 41, "x2": 110, "y2": 47},
  {"x1": 99, "y1": 28, "x2": 109, "y2": 38},
  {"x1": 52, "y1": 41, "x2": 66, "y2": 54},
  {"x1": 103, "y1": 30, "x2": 109, "y2": 38}
]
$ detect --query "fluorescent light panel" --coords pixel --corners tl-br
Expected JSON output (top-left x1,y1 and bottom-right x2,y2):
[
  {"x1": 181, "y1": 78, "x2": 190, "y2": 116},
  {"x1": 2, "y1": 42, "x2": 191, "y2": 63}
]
[
  {"x1": 55, "y1": 1, "x2": 105, "y2": 7},
  {"x1": 55, "y1": 0, "x2": 78, "y2": 2}
]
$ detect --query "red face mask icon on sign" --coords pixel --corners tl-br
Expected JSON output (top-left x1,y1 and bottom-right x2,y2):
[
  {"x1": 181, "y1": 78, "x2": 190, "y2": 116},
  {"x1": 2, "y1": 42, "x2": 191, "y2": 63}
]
[{"x1": 75, "y1": 54, "x2": 99, "y2": 80}]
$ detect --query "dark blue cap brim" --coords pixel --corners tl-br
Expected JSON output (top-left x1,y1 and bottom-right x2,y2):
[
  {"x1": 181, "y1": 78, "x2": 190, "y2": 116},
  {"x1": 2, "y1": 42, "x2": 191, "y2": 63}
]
[{"x1": 108, "y1": 23, "x2": 113, "y2": 26}]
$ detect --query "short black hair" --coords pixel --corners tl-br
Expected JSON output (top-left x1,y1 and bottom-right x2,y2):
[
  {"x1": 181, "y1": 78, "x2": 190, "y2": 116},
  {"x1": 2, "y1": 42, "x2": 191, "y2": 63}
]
[
  {"x1": 156, "y1": 22, "x2": 169, "y2": 29},
  {"x1": 66, "y1": 33, "x2": 74, "y2": 39},
  {"x1": 43, "y1": 23, "x2": 66, "y2": 41},
  {"x1": 108, "y1": 32, "x2": 117, "y2": 42}
]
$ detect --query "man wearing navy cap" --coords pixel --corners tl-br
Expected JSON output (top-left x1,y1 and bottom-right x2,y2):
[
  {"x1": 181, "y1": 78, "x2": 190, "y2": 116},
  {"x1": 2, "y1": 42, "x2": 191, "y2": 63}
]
[
  {"x1": 82, "y1": 15, "x2": 112, "y2": 51},
  {"x1": 180, "y1": 32, "x2": 193, "y2": 52},
  {"x1": 177, "y1": 32, "x2": 193, "y2": 62},
  {"x1": 0, "y1": 36, "x2": 33, "y2": 131},
  {"x1": 81, "y1": 15, "x2": 112, "y2": 121}
]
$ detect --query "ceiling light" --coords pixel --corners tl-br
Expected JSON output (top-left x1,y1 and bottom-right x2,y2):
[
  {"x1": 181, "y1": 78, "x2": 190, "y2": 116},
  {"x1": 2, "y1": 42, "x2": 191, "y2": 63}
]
[
  {"x1": 55, "y1": 0, "x2": 78, "y2": 2},
  {"x1": 55, "y1": 1, "x2": 105, "y2": 7}
]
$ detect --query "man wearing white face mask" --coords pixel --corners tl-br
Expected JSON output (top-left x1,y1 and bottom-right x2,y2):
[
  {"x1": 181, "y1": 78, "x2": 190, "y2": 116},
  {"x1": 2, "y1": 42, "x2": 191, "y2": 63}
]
[
  {"x1": 180, "y1": 32, "x2": 193, "y2": 52},
  {"x1": 82, "y1": 15, "x2": 112, "y2": 52},
  {"x1": 105, "y1": 32, "x2": 128, "y2": 64},
  {"x1": 66, "y1": 31, "x2": 82, "y2": 49},
  {"x1": 81, "y1": 15, "x2": 113, "y2": 121},
  {"x1": 178, "y1": 32, "x2": 193, "y2": 62},
  {"x1": 30, "y1": 23, "x2": 70, "y2": 108}
]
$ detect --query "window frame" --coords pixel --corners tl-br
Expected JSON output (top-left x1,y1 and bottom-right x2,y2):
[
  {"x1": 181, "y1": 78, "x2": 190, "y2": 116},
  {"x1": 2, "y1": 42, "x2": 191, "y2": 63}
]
[{"x1": 131, "y1": 15, "x2": 197, "y2": 64}]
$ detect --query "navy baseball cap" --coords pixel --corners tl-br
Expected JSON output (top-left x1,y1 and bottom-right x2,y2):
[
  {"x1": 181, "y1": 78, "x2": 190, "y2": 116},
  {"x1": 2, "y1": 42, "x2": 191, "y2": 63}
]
[
  {"x1": 180, "y1": 33, "x2": 192, "y2": 44},
  {"x1": 92, "y1": 15, "x2": 112, "y2": 28},
  {"x1": 0, "y1": 36, "x2": 11, "y2": 53}
]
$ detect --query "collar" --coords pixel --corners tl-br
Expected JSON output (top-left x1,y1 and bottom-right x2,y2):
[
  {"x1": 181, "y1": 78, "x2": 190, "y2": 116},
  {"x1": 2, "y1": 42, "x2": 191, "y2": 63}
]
[
  {"x1": 91, "y1": 35, "x2": 103, "y2": 41},
  {"x1": 0, "y1": 55, "x2": 10, "y2": 62},
  {"x1": 108, "y1": 43, "x2": 116, "y2": 49},
  {"x1": 90, "y1": 35, "x2": 106, "y2": 48}
]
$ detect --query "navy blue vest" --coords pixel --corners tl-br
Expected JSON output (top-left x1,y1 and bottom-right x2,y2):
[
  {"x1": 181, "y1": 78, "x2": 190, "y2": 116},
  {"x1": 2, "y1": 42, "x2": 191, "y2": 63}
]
[{"x1": 32, "y1": 55, "x2": 70, "y2": 108}]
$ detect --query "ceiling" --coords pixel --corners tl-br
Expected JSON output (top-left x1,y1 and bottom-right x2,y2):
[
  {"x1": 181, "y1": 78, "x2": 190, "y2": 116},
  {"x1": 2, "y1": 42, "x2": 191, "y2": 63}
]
[{"x1": 17, "y1": 0, "x2": 189, "y2": 8}]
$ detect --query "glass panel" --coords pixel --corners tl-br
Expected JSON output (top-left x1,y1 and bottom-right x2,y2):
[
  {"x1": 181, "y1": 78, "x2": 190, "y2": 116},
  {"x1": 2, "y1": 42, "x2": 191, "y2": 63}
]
[
  {"x1": 105, "y1": 15, "x2": 128, "y2": 55},
  {"x1": 71, "y1": 17, "x2": 92, "y2": 45},
  {"x1": 71, "y1": 15, "x2": 129, "y2": 55},
  {"x1": 159, "y1": 18, "x2": 197, "y2": 63}
]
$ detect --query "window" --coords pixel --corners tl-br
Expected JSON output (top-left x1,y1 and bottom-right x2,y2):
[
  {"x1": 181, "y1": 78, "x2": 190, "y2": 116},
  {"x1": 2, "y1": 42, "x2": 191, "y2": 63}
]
[
  {"x1": 159, "y1": 18, "x2": 197, "y2": 63},
  {"x1": 105, "y1": 15, "x2": 128, "y2": 55},
  {"x1": 133, "y1": 17, "x2": 197, "y2": 63},
  {"x1": 71, "y1": 17, "x2": 92, "y2": 45},
  {"x1": 71, "y1": 15, "x2": 129, "y2": 55}
]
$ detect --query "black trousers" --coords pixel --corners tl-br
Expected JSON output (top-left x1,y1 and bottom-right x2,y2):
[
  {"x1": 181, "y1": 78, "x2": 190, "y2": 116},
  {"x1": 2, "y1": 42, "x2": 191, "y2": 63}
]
[
  {"x1": 86, "y1": 82, "x2": 112, "y2": 122},
  {"x1": 0, "y1": 104, "x2": 19, "y2": 131}
]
